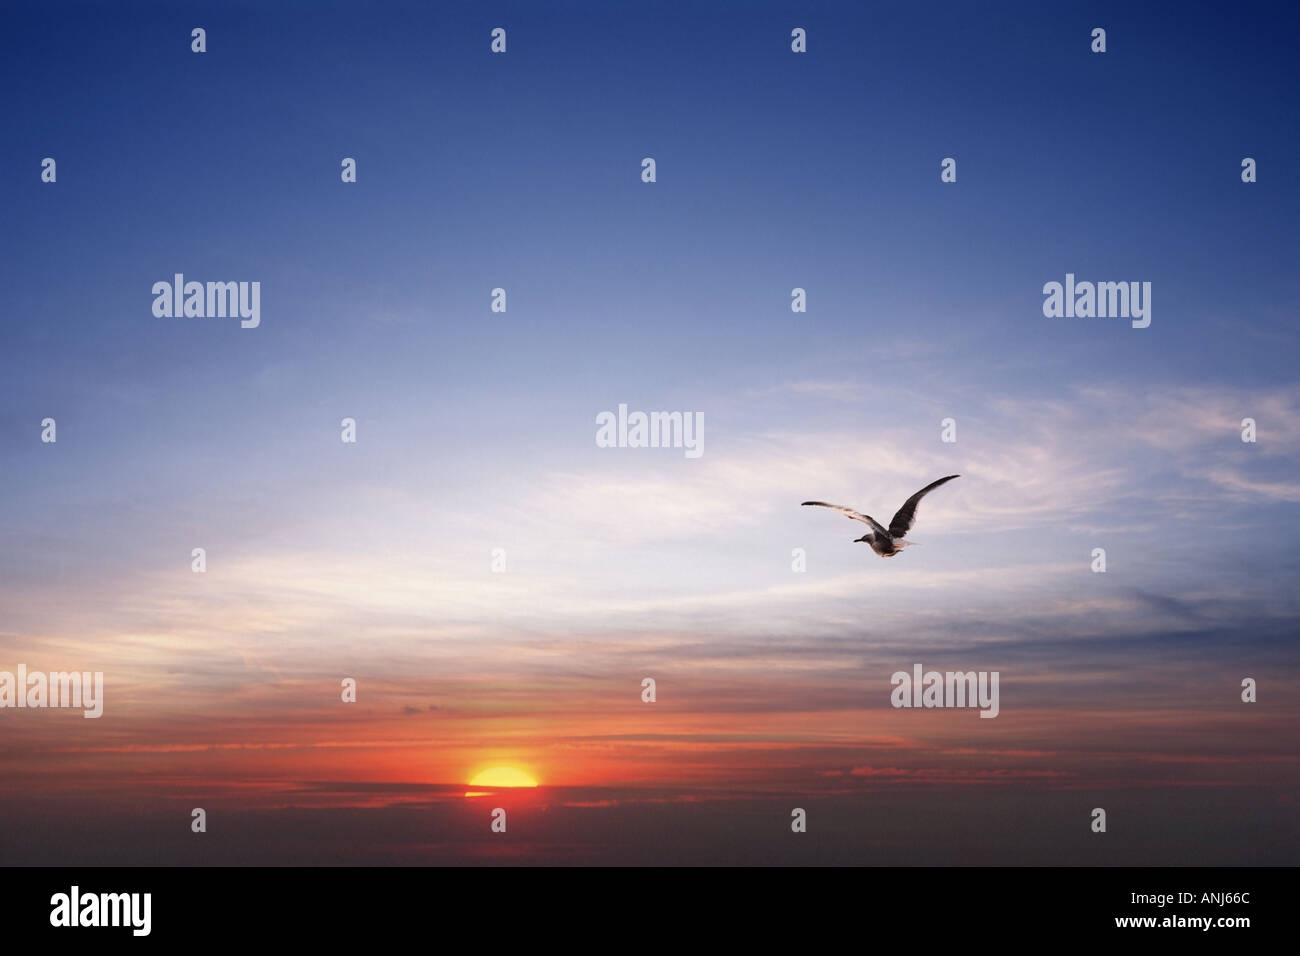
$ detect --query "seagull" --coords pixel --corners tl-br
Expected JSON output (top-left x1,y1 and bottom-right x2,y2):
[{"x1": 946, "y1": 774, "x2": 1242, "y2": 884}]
[{"x1": 802, "y1": 475, "x2": 960, "y2": 558}]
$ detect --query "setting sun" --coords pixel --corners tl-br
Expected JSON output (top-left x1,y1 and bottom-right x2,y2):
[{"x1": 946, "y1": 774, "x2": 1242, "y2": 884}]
[{"x1": 468, "y1": 767, "x2": 539, "y2": 788}]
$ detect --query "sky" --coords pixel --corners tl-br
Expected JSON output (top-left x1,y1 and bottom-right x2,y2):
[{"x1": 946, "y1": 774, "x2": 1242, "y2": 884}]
[{"x1": 1, "y1": 0, "x2": 1298, "y2": 865}]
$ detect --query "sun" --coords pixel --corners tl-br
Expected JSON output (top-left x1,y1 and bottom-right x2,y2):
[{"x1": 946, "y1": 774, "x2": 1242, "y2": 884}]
[{"x1": 468, "y1": 766, "x2": 539, "y2": 788}]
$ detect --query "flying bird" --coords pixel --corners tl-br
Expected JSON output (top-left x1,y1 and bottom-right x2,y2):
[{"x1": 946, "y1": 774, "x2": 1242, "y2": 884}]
[{"x1": 802, "y1": 475, "x2": 960, "y2": 558}]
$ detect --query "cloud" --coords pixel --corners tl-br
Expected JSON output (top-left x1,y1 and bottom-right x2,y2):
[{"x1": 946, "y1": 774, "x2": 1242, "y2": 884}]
[{"x1": 1201, "y1": 467, "x2": 1300, "y2": 502}]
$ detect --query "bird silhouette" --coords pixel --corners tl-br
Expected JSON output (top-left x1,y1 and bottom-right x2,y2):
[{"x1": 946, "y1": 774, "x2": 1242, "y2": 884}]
[{"x1": 802, "y1": 475, "x2": 960, "y2": 557}]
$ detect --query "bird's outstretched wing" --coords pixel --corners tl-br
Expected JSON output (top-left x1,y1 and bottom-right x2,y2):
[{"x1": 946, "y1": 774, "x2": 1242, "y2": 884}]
[
  {"x1": 888, "y1": 475, "x2": 960, "y2": 538},
  {"x1": 801, "y1": 501, "x2": 889, "y2": 539}
]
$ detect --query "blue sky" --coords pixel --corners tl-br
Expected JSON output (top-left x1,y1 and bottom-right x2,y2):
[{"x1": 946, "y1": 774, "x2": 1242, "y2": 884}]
[
  {"x1": 4, "y1": 0, "x2": 1297, "y2": 592},
  {"x1": 0, "y1": 1, "x2": 1297, "y2": 863}
]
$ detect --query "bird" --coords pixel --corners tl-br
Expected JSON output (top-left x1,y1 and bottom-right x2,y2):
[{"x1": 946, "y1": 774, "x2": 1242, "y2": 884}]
[{"x1": 802, "y1": 475, "x2": 960, "y2": 558}]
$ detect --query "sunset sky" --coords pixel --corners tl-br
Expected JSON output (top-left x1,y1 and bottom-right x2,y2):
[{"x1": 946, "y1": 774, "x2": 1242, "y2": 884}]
[{"x1": 2, "y1": 1, "x2": 1298, "y2": 864}]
